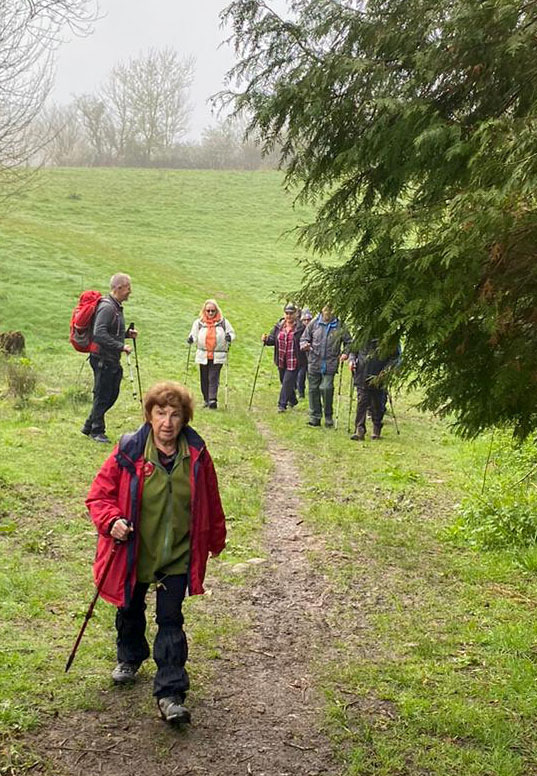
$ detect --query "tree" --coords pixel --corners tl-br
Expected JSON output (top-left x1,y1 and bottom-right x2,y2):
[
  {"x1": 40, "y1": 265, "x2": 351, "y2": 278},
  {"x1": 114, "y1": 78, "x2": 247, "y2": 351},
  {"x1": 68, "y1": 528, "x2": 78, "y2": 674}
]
[
  {"x1": 0, "y1": 0, "x2": 95, "y2": 193},
  {"x1": 106, "y1": 48, "x2": 194, "y2": 164},
  {"x1": 224, "y1": 0, "x2": 537, "y2": 438}
]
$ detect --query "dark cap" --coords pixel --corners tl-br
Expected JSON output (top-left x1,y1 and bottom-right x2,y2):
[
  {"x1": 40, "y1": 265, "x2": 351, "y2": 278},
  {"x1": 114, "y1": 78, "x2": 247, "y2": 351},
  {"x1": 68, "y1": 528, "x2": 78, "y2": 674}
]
[{"x1": 284, "y1": 303, "x2": 297, "y2": 313}]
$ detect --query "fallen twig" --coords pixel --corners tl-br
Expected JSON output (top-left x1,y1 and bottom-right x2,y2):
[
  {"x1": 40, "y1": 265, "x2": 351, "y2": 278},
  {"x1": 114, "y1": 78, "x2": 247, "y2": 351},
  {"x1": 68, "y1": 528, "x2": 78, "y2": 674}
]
[
  {"x1": 283, "y1": 741, "x2": 316, "y2": 752},
  {"x1": 248, "y1": 648, "x2": 275, "y2": 659}
]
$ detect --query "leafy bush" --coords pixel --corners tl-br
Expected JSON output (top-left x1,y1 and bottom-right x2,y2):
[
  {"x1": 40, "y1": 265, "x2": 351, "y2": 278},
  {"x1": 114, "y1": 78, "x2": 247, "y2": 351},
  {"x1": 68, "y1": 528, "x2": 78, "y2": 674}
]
[
  {"x1": 451, "y1": 486, "x2": 537, "y2": 550},
  {"x1": 3, "y1": 357, "x2": 37, "y2": 405},
  {"x1": 448, "y1": 436, "x2": 537, "y2": 549}
]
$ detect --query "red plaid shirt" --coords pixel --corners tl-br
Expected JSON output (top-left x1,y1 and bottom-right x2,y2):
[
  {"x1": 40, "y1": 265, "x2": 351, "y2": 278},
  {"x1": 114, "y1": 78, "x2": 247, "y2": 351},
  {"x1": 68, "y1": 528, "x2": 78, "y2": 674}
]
[{"x1": 277, "y1": 326, "x2": 297, "y2": 371}]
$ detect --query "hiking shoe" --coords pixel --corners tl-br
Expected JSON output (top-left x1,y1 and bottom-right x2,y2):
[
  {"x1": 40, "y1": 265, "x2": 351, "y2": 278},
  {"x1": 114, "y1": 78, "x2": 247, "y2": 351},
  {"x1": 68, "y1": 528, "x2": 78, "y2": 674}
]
[
  {"x1": 350, "y1": 432, "x2": 365, "y2": 441},
  {"x1": 307, "y1": 420, "x2": 321, "y2": 427},
  {"x1": 91, "y1": 433, "x2": 111, "y2": 443},
  {"x1": 157, "y1": 696, "x2": 191, "y2": 724},
  {"x1": 371, "y1": 433, "x2": 381, "y2": 440},
  {"x1": 325, "y1": 417, "x2": 334, "y2": 427},
  {"x1": 111, "y1": 662, "x2": 139, "y2": 684},
  {"x1": 209, "y1": 401, "x2": 217, "y2": 409},
  {"x1": 80, "y1": 426, "x2": 91, "y2": 437},
  {"x1": 278, "y1": 407, "x2": 286, "y2": 413}
]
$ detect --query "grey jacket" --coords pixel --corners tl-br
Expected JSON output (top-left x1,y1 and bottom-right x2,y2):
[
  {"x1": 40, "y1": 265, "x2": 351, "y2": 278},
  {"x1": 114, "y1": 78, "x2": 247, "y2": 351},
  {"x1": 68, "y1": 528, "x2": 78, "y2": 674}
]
[
  {"x1": 92, "y1": 295, "x2": 126, "y2": 363},
  {"x1": 300, "y1": 315, "x2": 351, "y2": 375}
]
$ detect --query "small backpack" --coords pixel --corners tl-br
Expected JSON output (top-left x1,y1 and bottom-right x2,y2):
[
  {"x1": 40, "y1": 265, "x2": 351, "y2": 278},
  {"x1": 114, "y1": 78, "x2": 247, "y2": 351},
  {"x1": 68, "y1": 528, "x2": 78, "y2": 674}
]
[{"x1": 69, "y1": 290, "x2": 102, "y2": 353}]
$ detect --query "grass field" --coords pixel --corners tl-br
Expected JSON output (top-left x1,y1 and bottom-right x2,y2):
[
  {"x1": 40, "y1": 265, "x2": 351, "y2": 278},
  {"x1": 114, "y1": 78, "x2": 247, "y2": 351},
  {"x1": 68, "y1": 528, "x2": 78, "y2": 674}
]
[{"x1": 2, "y1": 168, "x2": 537, "y2": 775}]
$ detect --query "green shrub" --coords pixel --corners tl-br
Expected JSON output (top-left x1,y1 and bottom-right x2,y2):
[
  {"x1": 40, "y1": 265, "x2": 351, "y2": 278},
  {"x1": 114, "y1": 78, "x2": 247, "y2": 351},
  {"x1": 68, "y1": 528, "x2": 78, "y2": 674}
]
[
  {"x1": 448, "y1": 435, "x2": 537, "y2": 549},
  {"x1": 3, "y1": 357, "x2": 37, "y2": 405},
  {"x1": 450, "y1": 485, "x2": 537, "y2": 549}
]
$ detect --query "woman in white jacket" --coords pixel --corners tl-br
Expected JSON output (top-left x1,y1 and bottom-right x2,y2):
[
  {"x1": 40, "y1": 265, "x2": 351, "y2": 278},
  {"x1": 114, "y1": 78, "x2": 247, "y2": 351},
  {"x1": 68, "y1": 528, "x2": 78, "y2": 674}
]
[{"x1": 187, "y1": 300, "x2": 235, "y2": 409}]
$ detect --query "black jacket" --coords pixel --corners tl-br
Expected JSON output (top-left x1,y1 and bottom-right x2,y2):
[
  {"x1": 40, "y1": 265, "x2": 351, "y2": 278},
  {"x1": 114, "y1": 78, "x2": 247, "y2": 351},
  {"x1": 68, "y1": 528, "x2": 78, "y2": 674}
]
[
  {"x1": 265, "y1": 319, "x2": 305, "y2": 367},
  {"x1": 92, "y1": 295, "x2": 126, "y2": 363}
]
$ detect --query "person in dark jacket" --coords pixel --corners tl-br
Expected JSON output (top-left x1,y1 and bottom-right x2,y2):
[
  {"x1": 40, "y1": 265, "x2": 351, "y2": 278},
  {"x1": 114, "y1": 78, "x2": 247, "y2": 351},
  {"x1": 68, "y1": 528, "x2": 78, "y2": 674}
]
[
  {"x1": 300, "y1": 306, "x2": 350, "y2": 427},
  {"x1": 262, "y1": 303, "x2": 305, "y2": 412},
  {"x1": 349, "y1": 340, "x2": 400, "y2": 440},
  {"x1": 81, "y1": 273, "x2": 137, "y2": 444},
  {"x1": 86, "y1": 381, "x2": 226, "y2": 724},
  {"x1": 296, "y1": 308, "x2": 312, "y2": 399}
]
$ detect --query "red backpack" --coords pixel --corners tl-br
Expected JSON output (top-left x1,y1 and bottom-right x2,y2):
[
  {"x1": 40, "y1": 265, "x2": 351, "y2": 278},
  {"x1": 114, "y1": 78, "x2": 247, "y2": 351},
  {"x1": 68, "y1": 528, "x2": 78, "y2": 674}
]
[{"x1": 69, "y1": 290, "x2": 102, "y2": 353}]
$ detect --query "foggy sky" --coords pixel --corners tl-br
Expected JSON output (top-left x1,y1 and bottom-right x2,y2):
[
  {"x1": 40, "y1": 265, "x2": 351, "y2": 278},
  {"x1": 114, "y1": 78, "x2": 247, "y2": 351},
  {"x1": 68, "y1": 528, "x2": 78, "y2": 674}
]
[{"x1": 51, "y1": 0, "x2": 239, "y2": 140}]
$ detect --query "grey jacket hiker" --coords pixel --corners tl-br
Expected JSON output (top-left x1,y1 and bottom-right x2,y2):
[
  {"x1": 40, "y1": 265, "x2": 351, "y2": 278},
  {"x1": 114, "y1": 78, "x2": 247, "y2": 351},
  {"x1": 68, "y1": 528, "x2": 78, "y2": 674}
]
[{"x1": 300, "y1": 315, "x2": 351, "y2": 375}]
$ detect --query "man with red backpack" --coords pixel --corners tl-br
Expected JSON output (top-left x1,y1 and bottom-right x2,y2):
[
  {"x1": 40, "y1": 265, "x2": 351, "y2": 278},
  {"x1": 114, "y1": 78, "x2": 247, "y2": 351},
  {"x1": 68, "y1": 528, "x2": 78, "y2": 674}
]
[{"x1": 81, "y1": 273, "x2": 137, "y2": 443}]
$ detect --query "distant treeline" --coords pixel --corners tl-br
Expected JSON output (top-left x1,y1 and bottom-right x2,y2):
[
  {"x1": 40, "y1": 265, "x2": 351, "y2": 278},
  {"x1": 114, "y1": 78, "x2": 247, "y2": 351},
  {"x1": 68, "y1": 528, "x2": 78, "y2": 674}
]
[{"x1": 38, "y1": 48, "x2": 280, "y2": 171}]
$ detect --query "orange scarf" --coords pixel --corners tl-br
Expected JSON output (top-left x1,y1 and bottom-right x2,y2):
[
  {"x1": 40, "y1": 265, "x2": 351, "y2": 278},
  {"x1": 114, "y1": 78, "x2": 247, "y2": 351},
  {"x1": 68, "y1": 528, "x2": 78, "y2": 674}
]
[{"x1": 202, "y1": 312, "x2": 222, "y2": 360}]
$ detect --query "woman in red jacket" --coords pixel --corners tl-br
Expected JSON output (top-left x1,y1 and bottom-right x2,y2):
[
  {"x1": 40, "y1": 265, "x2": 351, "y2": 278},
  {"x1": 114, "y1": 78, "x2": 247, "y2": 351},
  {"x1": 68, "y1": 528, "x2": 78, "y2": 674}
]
[{"x1": 86, "y1": 381, "x2": 226, "y2": 725}]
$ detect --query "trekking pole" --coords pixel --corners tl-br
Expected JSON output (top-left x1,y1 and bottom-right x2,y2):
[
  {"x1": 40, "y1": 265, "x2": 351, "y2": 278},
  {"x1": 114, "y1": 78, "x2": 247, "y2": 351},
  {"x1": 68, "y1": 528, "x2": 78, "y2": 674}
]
[
  {"x1": 65, "y1": 540, "x2": 122, "y2": 673},
  {"x1": 126, "y1": 353, "x2": 137, "y2": 402},
  {"x1": 224, "y1": 353, "x2": 229, "y2": 411},
  {"x1": 248, "y1": 343, "x2": 265, "y2": 410},
  {"x1": 388, "y1": 392, "x2": 400, "y2": 435},
  {"x1": 184, "y1": 343, "x2": 192, "y2": 386},
  {"x1": 347, "y1": 369, "x2": 355, "y2": 434},
  {"x1": 334, "y1": 365, "x2": 344, "y2": 429},
  {"x1": 129, "y1": 322, "x2": 144, "y2": 416}
]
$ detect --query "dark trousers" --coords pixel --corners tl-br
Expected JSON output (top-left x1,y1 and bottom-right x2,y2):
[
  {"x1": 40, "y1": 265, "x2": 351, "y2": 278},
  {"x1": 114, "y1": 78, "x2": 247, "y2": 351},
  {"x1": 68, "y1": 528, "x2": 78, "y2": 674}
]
[
  {"x1": 278, "y1": 367, "x2": 298, "y2": 409},
  {"x1": 199, "y1": 360, "x2": 222, "y2": 405},
  {"x1": 115, "y1": 574, "x2": 189, "y2": 700},
  {"x1": 355, "y1": 386, "x2": 385, "y2": 435},
  {"x1": 83, "y1": 355, "x2": 123, "y2": 435},
  {"x1": 296, "y1": 365, "x2": 307, "y2": 398},
  {"x1": 308, "y1": 371, "x2": 335, "y2": 421}
]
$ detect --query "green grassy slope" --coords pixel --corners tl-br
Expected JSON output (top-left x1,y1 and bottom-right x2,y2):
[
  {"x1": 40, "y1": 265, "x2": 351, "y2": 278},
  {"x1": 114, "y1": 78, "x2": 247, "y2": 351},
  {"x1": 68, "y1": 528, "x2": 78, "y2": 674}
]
[{"x1": 2, "y1": 169, "x2": 537, "y2": 776}]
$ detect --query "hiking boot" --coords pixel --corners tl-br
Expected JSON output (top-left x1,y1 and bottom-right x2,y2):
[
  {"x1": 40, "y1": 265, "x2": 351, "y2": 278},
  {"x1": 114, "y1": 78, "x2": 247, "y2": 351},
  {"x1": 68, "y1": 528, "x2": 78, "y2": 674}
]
[
  {"x1": 307, "y1": 419, "x2": 321, "y2": 427},
  {"x1": 208, "y1": 401, "x2": 217, "y2": 409},
  {"x1": 111, "y1": 662, "x2": 139, "y2": 684},
  {"x1": 371, "y1": 426, "x2": 382, "y2": 440},
  {"x1": 91, "y1": 433, "x2": 111, "y2": 444},
  {"x1": 80, "y1": 426, "x2": 91, "y2": 437},
  {"x1": 157, "y1": 696, "x2": 191, "y2": 724},
  {"x1": 350, "y1": 432, "x2": 365, "y2": 441},
  {"x1": 325, "y1": 417, "x2": 334, "y2": 428},
  {"x1": 278, "y1": 406, "x2": 286, "y2": 413}
]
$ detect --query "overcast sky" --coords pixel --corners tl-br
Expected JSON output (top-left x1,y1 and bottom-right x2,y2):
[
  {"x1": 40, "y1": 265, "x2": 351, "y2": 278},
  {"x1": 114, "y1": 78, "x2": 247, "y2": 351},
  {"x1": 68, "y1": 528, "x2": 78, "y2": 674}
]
[{"x1": 51, "y1": 0, "x2": 241, "y2": 139}]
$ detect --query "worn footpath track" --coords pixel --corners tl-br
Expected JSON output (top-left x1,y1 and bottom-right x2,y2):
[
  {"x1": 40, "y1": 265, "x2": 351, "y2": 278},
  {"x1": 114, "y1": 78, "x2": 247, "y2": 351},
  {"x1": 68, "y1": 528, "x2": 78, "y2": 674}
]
[{"x1": 32, "y1": 425, "x2": 342, "y2": 775}]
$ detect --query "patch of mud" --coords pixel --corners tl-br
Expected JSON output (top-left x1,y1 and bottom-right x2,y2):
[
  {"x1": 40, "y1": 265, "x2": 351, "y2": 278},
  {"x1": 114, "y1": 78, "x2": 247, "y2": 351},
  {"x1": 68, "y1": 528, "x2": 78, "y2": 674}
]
[{"x1": 29, "y1": 425, "x2": 342, "y2": 776}]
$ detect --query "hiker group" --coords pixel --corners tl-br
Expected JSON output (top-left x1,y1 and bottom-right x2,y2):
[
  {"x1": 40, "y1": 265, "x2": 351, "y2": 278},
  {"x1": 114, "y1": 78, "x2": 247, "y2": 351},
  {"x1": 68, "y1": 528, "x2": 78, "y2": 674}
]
[
  {"x1": 262, "y1": 302, "x2": 400, "y2": 441},
  {"x1": 68, "y1": 273, "x2": 400, "y2": 727}
]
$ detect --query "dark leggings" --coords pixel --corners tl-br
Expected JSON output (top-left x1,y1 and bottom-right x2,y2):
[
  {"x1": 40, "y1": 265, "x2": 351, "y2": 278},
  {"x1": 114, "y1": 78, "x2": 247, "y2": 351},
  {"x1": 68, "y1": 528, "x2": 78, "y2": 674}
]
[
  {"x1": 115, "y1": 573, "x2": 189, "y2": 700},
  {"x1": 199, "y1": 360, "x2": 222, "y2": 404}
]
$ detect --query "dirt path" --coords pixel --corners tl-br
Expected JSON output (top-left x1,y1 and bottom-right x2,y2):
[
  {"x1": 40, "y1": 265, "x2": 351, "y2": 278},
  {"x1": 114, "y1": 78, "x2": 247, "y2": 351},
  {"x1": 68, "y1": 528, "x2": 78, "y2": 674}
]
[{"x1": 32, "y1": 425, "x2": 342, "y2": 776}]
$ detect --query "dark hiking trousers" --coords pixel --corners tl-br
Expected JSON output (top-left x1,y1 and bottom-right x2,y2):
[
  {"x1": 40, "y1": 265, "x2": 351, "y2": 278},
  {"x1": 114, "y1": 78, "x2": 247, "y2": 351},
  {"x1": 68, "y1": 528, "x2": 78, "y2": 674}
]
[
  {"x1": 83, "y1": 355, "x2": 123, "y2": 435},
  {"x1": 296, "y1": 365, "x2": 307, "y2": 398},
  {"x1": 308, "y1": 372, "x2": 335, "y2": 422},
  {"x1": 115, "y1": 573, "x2": 189, "y2": 701},
  {"x1": 199, "y1": 360, "x2": 222, "y2": 405},
  {"x1": 354, "y1": 386, "x2": 385, "y2": 436},
  {"x1": 278, "y1": 367, "x2": 298, "y2": 410}
]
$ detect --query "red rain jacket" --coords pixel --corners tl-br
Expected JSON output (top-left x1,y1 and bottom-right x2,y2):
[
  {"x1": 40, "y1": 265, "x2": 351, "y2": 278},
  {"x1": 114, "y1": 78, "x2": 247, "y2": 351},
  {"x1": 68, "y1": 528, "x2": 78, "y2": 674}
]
[{"x1": 86, "y1": 424, "x2": 226, "y2": 607}]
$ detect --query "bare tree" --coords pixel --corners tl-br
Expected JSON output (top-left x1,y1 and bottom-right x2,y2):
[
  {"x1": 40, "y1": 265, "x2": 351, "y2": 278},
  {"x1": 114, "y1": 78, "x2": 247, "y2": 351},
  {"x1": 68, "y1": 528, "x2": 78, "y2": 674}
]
[
  {"x1": 109, "y1": 48, "x2": 194, "y2": 164},
  {"x1": 76, "y1": 95, "x2": 116, "y2": 165},
  {"x1": 41, "y1": 102, "x2": 84, "y2": 166},
  {"x1": 0, "y1": 0, "x2": 96, "y2": 194}
]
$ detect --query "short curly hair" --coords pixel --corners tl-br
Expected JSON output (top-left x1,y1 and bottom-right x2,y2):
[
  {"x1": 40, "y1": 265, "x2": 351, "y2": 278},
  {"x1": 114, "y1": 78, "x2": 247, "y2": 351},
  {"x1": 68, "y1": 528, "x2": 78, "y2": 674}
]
[{"x1": 144, "y1": 381, "x2": 194, "y2": 425}]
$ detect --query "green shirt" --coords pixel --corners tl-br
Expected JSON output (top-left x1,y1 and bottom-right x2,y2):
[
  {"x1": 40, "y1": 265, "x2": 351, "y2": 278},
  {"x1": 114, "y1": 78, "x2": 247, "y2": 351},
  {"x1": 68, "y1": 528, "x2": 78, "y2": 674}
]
[{"x1": 136, "y1": 430, "x2": 191, "y2": 583}]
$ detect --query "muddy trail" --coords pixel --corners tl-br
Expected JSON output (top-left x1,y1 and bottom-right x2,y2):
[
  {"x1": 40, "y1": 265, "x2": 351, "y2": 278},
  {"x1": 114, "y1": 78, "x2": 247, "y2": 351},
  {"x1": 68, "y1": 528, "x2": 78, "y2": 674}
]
[{"x1": 31, "y1": 426, "x2": 344, "y2": 776}]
